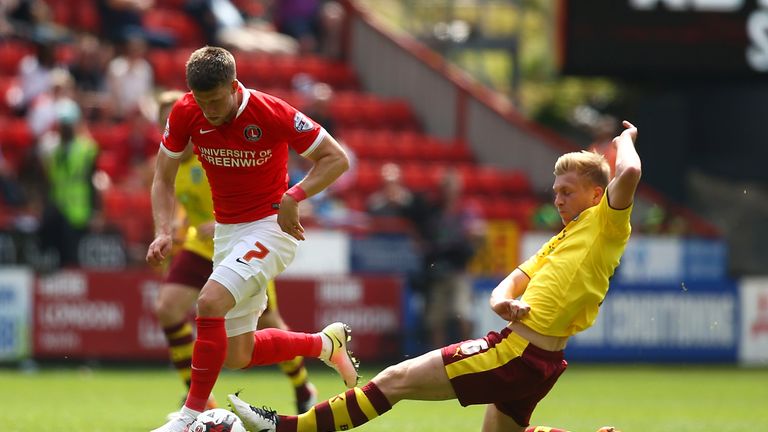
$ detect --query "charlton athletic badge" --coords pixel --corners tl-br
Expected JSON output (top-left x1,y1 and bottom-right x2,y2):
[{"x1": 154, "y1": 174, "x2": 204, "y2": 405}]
[{"x1": 244, "y1": 125, "x2": 262, "y2": 141}]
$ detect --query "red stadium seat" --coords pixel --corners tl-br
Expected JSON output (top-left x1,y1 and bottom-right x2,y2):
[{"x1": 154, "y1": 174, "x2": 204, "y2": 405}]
[
  {"x1": 503, "y1": 170, "x2": 532, "y2": 196},
  {"x1": 89, "y1": 122, "x2": 131, "y2": 154},
  {"x1": 101, "y1": 187, "x2": 131, "y2": 219},
  {"x1": 384, "y1": 100, "x2": 419, "y2": 130},
  {"x1": 401, "y1": 162, "x2": 442, "y2": 191},
  {"x1": 0, "y1": 41, "x2": 32, "y2": 76},
  {"x1": 354, "y1": 161, "x2": 382, "y2": 193},
  {"x1": 143, "y1": 9, "x2": 204, "y2": 48}
]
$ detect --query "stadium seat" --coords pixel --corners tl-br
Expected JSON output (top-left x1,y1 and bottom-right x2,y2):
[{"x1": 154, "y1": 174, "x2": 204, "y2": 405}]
[
  {"x1": 89, "y1": 122, "x2": 131, "y2": 154},
  {"x1": 0, "y1": 41, "x2": 32, "y2": 76},
  {"x1": 503, "y1": 170, "x2": 533, "y2": 196},
  {"x1": 401, "y1": 162, "x2": 442, "y2": 191},
  {"x1": 383, "y1": 100, "x2": 419, "y2": 131},
  {"x1": 143, "y1": 9, "x2": 204, "y2": 48},
  {"x1": 354, "y1": 161, "x2": 382, "y2": 193}
]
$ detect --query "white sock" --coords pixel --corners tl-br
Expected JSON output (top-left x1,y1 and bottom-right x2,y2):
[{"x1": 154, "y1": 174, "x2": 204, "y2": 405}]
[
  {"x1": 181, "y1": 405, "x2": 201, "y2": 421},
  {"x1": 319, "y1": 332, "x2": 332, "y2": 359}
]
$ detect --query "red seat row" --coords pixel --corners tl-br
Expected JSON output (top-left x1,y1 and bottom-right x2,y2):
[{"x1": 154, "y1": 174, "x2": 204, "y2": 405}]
[
  {"x1": 342, "y1": 130, "x2": 472, "y2": 163},
  {"x1": 149, "y1": 49, "x2": 360, "y2": 90},
  {"x1": 353, "y1": 160, "x2": 531, "y2": 198}
]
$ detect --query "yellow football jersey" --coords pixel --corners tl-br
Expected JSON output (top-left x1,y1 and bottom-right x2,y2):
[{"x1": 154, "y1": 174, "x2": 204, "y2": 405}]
[
  {"x1": 175, "y1": 156, "x2": 214, "y2": 260},
  {"x1": 518, "y1": 192, "x2": 632, "y2": 337}
]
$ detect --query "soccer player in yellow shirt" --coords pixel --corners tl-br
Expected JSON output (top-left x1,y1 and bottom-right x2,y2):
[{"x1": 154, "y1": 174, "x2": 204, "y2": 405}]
[
  {"x1": 153, "y1": 91, "x2": 318, "y2": 415},
  {"x1": 230, "y1": 120, "x2": 642, "y2": 432}
]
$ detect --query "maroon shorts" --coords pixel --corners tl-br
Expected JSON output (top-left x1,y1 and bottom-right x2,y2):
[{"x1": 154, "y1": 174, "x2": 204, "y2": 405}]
[
  {"x1": 164, "y1": 249, "x2": 213, "y2": 289},
  {"x1": 442, "y1": 327, "x2": 567, "y2": 427}
]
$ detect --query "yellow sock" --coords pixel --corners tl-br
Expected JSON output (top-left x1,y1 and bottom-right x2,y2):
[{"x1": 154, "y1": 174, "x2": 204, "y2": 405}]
[{"x1": 278, "y1": 356, "x2": 308, "y2": 387}]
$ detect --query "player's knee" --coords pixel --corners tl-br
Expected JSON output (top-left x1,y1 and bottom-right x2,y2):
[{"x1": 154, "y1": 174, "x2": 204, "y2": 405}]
[
  {"x1": 374, "y1": 362, "x2": 410, "y2": 399},
  {"x1": 154, "y1": 293, "x2": 182, "y2": 326},
  {"x1": 196, "y1": 291, "x2": 229, "y2": 317}
]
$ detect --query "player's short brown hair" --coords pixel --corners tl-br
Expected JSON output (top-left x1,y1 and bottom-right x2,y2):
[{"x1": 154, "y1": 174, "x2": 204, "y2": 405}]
[
  {"x1": 185, "y1": 46, "x2": 236, "y2": 91},
  {"x1": 554, "y1": 150, "x2": 611, "y2": 188}
]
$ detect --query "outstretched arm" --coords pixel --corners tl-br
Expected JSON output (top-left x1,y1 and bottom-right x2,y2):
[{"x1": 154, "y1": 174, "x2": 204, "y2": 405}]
[{"x1": 606, "y1": 120, "x2": 642, "y2": 210}]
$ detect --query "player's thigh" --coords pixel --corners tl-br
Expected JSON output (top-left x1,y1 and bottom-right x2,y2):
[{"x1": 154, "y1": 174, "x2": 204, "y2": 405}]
[
  {"x1": 373, "y1": 349, "x2": 455, "y2": 403},
  {"x1": 257, "y1": 280, "x2": 285, "y2": 329},
  {"x1": 482, "y1": 404, "x2": 525, "y2": 432}
]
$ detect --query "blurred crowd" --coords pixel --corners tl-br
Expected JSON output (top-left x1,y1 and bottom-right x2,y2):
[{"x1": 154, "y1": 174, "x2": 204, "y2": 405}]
[
  {"x1": 0, "y1": 1, "x2": 690, "y2": 297},
  {"x1": 0, "y1": 0, "x2": 345, "y2": 270}
]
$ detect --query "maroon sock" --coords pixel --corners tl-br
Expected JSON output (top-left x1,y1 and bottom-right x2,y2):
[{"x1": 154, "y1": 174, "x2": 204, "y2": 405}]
[
  {"x1": 246, "y1": 328, "x2": 322, "y2": 368},
  {"x1": 185, "y1": 317, "x2": 227, "y2": 411}
]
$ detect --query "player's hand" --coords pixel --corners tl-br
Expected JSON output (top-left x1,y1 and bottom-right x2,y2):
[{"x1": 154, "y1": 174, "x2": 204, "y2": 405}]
[
  {"x1": 146, "y1": 233, "x2": 173, "y2": 266},
  {"x1": 492, "y1": 299, "x2": 531, "y2": 322},
  {"x1": 619, "y1": 120, "x2": 637, "y2": 143},
  {"x1": 278, "y1": 194, "x2": 305, "y2": 241}
]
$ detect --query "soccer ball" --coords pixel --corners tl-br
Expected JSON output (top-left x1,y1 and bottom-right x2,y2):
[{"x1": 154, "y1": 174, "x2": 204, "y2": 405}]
[{"x1": 187, "y1": 408, "x2": 246, "y2": 432}]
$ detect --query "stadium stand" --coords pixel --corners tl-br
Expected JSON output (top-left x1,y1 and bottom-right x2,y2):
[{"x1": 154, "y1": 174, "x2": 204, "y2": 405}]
[{"x1": 0, "y1": 0, "x2": 713, "y2": 262}]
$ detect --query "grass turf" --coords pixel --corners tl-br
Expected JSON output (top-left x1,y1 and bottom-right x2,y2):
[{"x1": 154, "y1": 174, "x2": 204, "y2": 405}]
[{"x1": 0, "y1": 363, "x2": 766, "y2": 431}]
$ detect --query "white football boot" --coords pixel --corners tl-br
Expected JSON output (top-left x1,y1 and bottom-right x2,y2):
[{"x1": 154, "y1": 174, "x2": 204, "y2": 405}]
[
  {"x1": 319, "y1": 322, "x2": 360, "y2": 388},
  {"x1": 228, "y1": 393, "x2": 278, "y2": 432}
]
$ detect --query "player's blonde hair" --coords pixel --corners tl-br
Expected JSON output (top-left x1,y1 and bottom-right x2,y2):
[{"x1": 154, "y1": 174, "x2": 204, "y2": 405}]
[
  {"x1": 554, "y1": 150, "x2": 611, "y2": 188},
  {"x1": 185, "y1": 46, "x2": 236, "y2": 91},
  {"x1": 156, "y1": 89, "x2": 185, "y2": 126},
  {"x1": 157, "y1": 90, "x2": 184, "y2": 113}
]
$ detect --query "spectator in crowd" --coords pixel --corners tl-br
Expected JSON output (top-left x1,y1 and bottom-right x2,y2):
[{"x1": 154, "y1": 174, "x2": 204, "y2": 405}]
[
  {"x1": 37, "y1": 99, "x2": 102, "y2": 267},
  {"x1": 96, "y1": 0, "x2": 174, "y2": 47},
  {"x1": 420, "y1": 168, "x2": 485, "y2": 348},
  {"x1": 0, "y1": 0, "x2": 68, "y2": 42},
  {"x1": 366, "y1": 162, "x2": 423, "y2": 219},
  {"x1": 26, "y1": 67, "x2": 76, "y2": 138},
  {"x1": 300, "y1": 81, "x2": 336, "y2": 137},
  {"x1": 105, "y1": 33, "x2": 155, "y2": 121},
  {"x1": 184, "y1": 0, "x2": 298, "y2": 54},
  {"x1": 0, "y1": 145, "x2": 25, "y2": 208},
  {"x1": 5, "y1": 38, "x2": 60, "y2": 115},
  {"x1": 271, "y1": 0, "x2": 343, "y2": 56},
  {"x1": 67, "y1": 32, "x2": 112, "y2": 119}
]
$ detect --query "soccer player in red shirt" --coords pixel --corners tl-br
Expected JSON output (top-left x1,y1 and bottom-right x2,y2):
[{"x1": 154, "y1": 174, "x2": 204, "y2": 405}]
[
  {"x1": 147, "y1": 46, "x2": 358, "y2": 432},
  {"x1": 229, "y1": 121, "x2": 641, "y2": 432}
]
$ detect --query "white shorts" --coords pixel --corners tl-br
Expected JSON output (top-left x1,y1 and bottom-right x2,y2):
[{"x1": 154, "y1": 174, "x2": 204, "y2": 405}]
[{"x1": 209, "y1": 215, "x2": 298, "y2": 336}]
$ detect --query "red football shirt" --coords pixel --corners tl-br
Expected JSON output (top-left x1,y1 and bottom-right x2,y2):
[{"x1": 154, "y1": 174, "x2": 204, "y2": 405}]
[{"x1": 160, "y1": 83, "x2": 325, "y2": 224}]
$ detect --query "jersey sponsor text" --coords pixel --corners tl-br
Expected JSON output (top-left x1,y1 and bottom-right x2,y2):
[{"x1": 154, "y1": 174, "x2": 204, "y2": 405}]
[{"x1": 198, "y1": 146, "x2": 273, "y2": 167}]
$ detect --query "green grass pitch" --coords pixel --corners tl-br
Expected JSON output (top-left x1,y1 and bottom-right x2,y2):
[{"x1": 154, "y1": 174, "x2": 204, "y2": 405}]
[{"x1": 0, "y1": 363, "x2": 766, "y2": 431}]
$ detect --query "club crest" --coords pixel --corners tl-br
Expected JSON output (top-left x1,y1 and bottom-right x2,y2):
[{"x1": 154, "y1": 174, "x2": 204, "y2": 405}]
[{"x1": 243, "y1": 125, "x2": 262, "y2": 142}]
